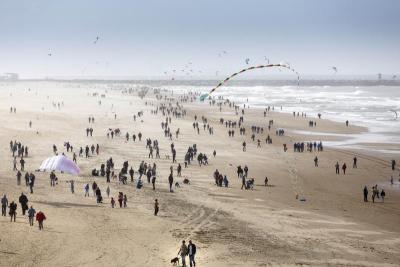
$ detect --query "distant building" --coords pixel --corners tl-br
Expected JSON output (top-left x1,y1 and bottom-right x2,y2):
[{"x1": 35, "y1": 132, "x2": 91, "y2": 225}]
[{"x1": 0, "y1": 73, "x2": 19, "y2": 81}]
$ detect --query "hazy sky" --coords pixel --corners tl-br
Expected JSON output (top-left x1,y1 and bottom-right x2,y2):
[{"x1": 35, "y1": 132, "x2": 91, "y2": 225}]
[{"x1": 0, "y1": 0, "x2": 399, "y2": 78}]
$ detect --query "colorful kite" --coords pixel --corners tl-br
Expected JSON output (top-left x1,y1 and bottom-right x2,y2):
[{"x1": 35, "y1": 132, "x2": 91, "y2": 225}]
[{"x1": 200, "y1": 63, "x2": 300, "y2": 101}]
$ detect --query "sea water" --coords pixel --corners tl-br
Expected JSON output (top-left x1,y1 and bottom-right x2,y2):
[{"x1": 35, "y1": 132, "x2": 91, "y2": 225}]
[{"x1": 168, "y1": 84, "x2": 400, "y2": 152}]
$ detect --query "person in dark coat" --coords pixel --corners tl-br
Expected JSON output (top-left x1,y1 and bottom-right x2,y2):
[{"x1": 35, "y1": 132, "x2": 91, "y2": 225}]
[
  {"x1": 168, "y1": 173, "x2": 174, "y2": 192},
  {"x1": 9, "y1": 201, "x2": 17, "y2": 222},
  {"x1": 18, "y1": 193, "x2": 28, "y2": 215},
  {"x1": 154, "y1": 199, "x2": 159, "y2": 216},
  {"x1": 363, "y1": 186, "x2": 368, "y2": 202},
  {"x1": 188, "y1": 240, "x2": 197, "y2": 267}
]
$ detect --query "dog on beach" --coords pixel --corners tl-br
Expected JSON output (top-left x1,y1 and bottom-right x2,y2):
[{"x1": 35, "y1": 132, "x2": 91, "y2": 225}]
[{"x1": 170, "y1": 257, "x2": 179, "y2": 265}]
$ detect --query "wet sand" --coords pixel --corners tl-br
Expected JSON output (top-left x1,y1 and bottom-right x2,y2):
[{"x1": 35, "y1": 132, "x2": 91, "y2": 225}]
[{"x1": 0, "y1": 81, "x2": 399, "y2": 266}]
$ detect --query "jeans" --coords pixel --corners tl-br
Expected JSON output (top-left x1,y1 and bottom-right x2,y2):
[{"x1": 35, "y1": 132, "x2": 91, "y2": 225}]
[
  {"x1": 189, "y1": 255, "x2": 195, "y2": 267},
  {"x1": 181, "y1": 255, "x2": 186, "y2": 267}
]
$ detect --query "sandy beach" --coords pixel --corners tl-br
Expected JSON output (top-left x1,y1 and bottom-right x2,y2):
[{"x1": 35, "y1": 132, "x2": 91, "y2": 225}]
[{"x1": 0, "y1": 81, "x2": 398, "y2": 266}]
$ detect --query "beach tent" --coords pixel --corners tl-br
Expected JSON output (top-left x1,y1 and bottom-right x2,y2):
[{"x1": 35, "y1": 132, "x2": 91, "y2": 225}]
[{"x1": 39, "y1": 155, "x2": 80, "y2": 175}]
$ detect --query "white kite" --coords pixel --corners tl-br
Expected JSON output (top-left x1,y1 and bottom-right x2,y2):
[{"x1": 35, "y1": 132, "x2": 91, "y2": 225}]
[{"x1": 39, "y1": 155, "x2": 80, "y2": 175}]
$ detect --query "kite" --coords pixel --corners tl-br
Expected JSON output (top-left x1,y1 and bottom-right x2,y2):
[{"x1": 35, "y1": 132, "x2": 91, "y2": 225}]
[
  {"x1": 200, "y1": 63, "x2": 300, "y2": 101},
  {"x1": 245, "y1": 58, "x2": 250, "y2": 65},
  {"x1": 393, "y1": 75, "x2": 397, "y2": 80},
  {"x1": 39, "y1": 155, "x2": 80, "y2": 175},
  {"x1": 332, "y1": 66, "x2": 338, "y2": 74},
  {"x1": 48, "y1": 53, "x2": 52, "y2": 56},
  {"x1": 94, "y1": 36, "x2": 100, "y2": 44}
]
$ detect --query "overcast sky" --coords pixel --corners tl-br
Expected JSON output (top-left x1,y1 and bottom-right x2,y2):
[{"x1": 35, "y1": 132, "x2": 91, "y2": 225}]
[{"x1": 0, "y1": 0, "x2": 399, "y2": 78}]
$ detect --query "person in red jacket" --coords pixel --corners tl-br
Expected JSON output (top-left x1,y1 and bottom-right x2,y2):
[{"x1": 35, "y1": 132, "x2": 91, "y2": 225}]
[{"x1": 36, "y1": 211, "x2": 46, "y2": 230}]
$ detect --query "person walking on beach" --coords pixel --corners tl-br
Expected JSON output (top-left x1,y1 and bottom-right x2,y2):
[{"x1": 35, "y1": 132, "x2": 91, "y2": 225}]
[
  {"x1": 29, "y1": 173, "x2": 35, "y2": 193},
  {"x1": 353, "y1": 157, "x2": 357, "y2": 168},
  {"x1": 25, "y1": 172, "x2": 30, "y2": 186},
  {"x1": 314, "y1": 156, "x2": 318, "y2": 167},
  {"x1": 123, "y1": 194, "x2": 127, "y2": 208},
  {"x1": 380, "y1": 189, "x2": 386, "y2": 202},
  {"x1": 188, "y1": 240, "x2": 197, "y2": 267},
  {"x1": 391, "y1": 160, "x2": 396, "y2": 171},
  {"x1": 106, "y1": 186, "x2": 110, "y2": 198},
  {"x1": 13, "y1": 157, "x2": 17, "y2": 171},
  {"x1": 20, "y1": 157, "x2": 25, "y2": 171},
  {"x1": 335, "y1": 162, "x2": 340, "y2": 174},
  {"x1": 178, "y1": 240, "x2": 189, "y2": 267},
  {"x1": 242, "y1": 141, "x2": 246, "y2": 152},
  {"x1": 363, "y1": 186, "x2": 368, "y2": 202},
  {"x1": 372, "y1": 187, "x2": 376, "y2": 203},
  {"x1": 154, "y1": 199, "x2": 159, "y2": 216},
  {"x1": 69, "y1": 180, "x2": 75, "y2": 193},
  {"x1": 84, "y1": 183, "x2": 90, "y2": 197},
  {"x1": 241, "y1": 175, "x2": 246, "y2": 190},
  {"x1": 19, "y1": 193, "x2": 29, "y2": 216},
  {"x1": 342, "y1": 163, "x2": 347, "y2": 174},
  {"x1": 27, "y1": 205, "x2": 36, "y2": 226},
  {"x1": 129, "y1": 167, "x2": 134, "y2": 182},
  {"x1": 111, "y1": 197, "x2": 115, "y2": 208},
  {"x1": 168, "y1": 173, "x2": 174, "y2": 192},
  {"x1": 1, "y1": 194, "x2": 8, "y2": 216},
  {"x1": 152, "y1": 176, "x2": 156, "y2": 190},
  {"x1": 50, "y1": 171, "x2": 57, "y2": 187},
  {"x1": 118, "y1": 192, "x2": 123, "y2": 208},
  {"x1": 178, "y1": 162, "x2": 184, "y2": 176},
  {"x1": 16, "y1": 171, "x2": 22, "y2": 185},
  {"x1": 9, "y1": 201, "x2": 17, "y2": 222},
  {"x1": 36, "y1": 211, "x2": 46, "y2": 230}
]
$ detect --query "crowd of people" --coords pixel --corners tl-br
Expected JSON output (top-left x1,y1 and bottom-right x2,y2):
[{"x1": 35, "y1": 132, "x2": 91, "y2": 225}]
[
  {"x1": 1, "y1": 193, "x2": 46, "y2": 230},
  {"x1": 2, "y1": 86, "x2": 399, "y2": 266}
]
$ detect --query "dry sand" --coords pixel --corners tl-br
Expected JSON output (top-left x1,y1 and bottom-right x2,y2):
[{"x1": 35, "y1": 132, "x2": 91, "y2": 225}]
[{"x1": 0, "y1": 81, "x2": 399, "y2": 266}]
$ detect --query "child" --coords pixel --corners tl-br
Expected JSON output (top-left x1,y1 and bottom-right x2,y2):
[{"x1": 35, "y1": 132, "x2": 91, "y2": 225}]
[{"x1": 111, "y1": 197, "x2": 115, "y2": 208}]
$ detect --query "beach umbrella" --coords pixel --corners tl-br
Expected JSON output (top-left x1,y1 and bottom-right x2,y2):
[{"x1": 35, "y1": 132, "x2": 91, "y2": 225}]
[{"x1": 39, "y1": 155, "x2": 80, "y2": 175}]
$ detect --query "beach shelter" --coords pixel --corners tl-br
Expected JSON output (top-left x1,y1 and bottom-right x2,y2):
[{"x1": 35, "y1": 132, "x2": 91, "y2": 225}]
[{"x1": 39, "y1": 155, "x2": 80, "y2": 175}]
